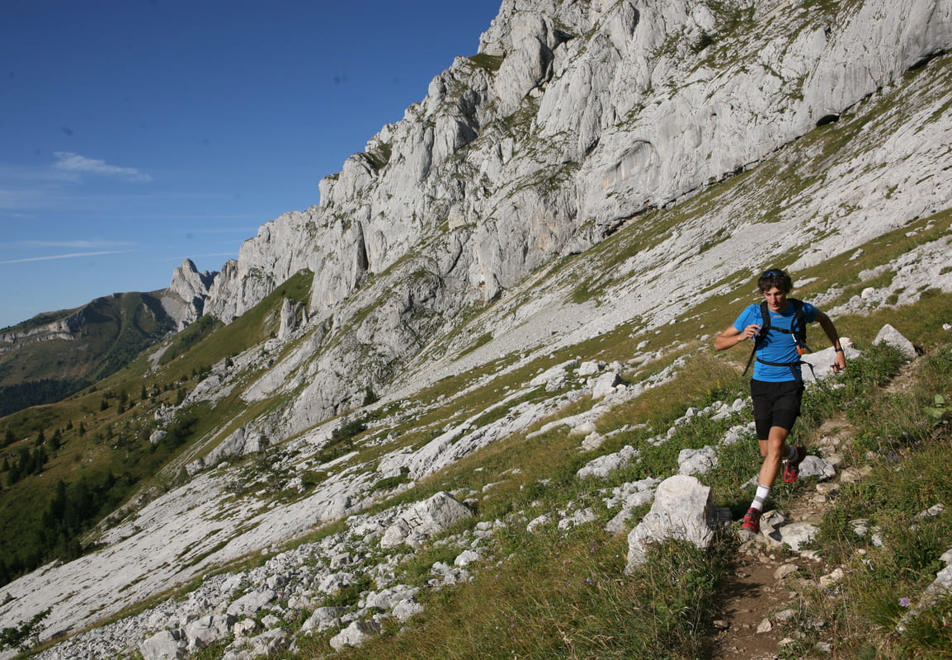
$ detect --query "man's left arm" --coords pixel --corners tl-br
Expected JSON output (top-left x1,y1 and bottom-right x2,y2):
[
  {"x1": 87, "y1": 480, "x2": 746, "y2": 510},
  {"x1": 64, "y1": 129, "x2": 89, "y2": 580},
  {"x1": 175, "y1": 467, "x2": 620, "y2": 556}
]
[{"x1": 816, "y1": 311, "x2": 846, "y2": 372}]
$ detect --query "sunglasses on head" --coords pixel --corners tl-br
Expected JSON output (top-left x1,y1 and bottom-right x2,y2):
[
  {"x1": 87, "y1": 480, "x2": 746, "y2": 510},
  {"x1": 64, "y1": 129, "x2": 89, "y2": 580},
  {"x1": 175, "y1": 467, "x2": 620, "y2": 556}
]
[{"x1": 761, "y1": 269, "x2": 784, "y2": 278}]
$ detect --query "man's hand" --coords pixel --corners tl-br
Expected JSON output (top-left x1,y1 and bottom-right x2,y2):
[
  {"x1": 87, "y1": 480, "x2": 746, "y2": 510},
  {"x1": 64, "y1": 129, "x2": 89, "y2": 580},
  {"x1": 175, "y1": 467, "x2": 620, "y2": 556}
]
[
  {"x1": 714, "y1": 324, "x2": 760, "y2": 351},
  {"x1": 741, "y1": 324, "x2": 762, "y2": 341},
  {"x1": 832, "y1": 349, "x2": 846, "y2": 373}
]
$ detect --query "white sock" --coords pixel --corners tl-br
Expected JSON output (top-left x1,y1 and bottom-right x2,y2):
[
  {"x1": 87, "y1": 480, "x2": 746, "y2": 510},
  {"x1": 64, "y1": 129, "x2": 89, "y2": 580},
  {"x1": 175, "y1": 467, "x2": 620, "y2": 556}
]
[{"x1": 751, "y1": 484, "x2": 771, "y2": 511}]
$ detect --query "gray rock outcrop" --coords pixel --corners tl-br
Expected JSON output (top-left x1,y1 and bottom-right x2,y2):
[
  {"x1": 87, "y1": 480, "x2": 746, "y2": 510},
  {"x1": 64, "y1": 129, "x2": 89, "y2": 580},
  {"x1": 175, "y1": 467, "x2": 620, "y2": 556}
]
[
  {"x1": 802, "y1": 340, "x2": 862, "y2": 382},
  {"x1": 0, "y1": 316, "x2": 77, "y2": 352},
  {"x1": 678, "y1": 446, "x2": 718, "y2": 476},
  {"x1": 380, "y1": 491, "x2": 474, "y2": 549},
  {"x1": 329, "y1": 620, "x2": 383, "y2": 651},
  {"x1": 603, "y1": 477, "x2": 661, "y2": 534},
  {"x1": 625, "y1": 475, "x2": 716, "y2": 572},
  {"x1": 139, "y1": 629, "x2": 186, "y2": 660},
  {"x1": 873, "y1": 323, "x2": 918, "y2": 360},
  {"x1": 162, "y1": 259, "x2": 217, "y2": 329},
  {"x1": 300, "y1": 607, "x2": 346, "y2": 634},
  {"x1": 184, "y1": 614, "x2": 235, "y2": 654},
  {"x1": 576, "y1": 445, "x2": 639, "y2": 479}
]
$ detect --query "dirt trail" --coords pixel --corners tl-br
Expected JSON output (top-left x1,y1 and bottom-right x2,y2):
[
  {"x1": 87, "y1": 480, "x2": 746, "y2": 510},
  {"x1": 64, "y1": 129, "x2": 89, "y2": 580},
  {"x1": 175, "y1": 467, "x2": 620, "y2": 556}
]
[
  {"x1": 713, "y1": 554, "x2": 803, "y2": 658},
  {"x1": 709, "y1": 352, "x2": 926, "y2": 657},
  {"x1": 711, "y1": 418, "x2": 856, "y2": 658}
]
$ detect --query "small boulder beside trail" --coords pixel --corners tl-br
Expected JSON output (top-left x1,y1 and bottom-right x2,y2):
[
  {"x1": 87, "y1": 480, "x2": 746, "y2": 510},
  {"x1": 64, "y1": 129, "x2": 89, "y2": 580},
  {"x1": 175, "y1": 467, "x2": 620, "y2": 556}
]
[
  {"x1": 625, "y1": 475, "x2": 715, "y2": 573},
  {"x1": 873, "y1": 323, "x2": 917, "y2": 360}
]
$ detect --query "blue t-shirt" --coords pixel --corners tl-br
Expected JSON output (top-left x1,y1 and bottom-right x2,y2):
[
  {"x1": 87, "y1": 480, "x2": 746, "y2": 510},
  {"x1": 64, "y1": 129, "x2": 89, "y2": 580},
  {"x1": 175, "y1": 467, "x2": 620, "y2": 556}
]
[{"x1": 733, "y1": 300, "x2": 819, "y2": 382}]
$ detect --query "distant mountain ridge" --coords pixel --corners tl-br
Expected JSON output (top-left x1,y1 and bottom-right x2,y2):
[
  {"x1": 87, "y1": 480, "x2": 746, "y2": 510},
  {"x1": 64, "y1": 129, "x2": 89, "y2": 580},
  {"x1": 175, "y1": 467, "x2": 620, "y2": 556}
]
[{"x1": 0, "y1": 260, "x2": 213, "y2": 416}]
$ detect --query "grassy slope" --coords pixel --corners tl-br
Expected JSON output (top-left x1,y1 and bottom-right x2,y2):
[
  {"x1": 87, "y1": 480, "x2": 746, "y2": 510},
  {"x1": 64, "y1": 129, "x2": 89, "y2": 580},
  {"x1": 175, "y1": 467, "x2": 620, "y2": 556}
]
[
  {"x1": 302, "y1": 240, "x2": 952, "y2": 658},
  {"x1": 0, "y1": 272, "x2": 313, "y2": 585},
  {"x1": 0, "y1": 292, "x2": 177, "y2": 417},
  {"x1": 318, "y1": 346, "x2": 951, "y2": 660}
]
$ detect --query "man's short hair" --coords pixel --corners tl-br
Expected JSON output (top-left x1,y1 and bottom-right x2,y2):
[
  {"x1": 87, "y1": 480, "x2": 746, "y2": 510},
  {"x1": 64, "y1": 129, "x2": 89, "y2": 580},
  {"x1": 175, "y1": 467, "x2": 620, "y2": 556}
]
[{"x1": 758, "y1": 268, "x2": 793, "y2": 293}]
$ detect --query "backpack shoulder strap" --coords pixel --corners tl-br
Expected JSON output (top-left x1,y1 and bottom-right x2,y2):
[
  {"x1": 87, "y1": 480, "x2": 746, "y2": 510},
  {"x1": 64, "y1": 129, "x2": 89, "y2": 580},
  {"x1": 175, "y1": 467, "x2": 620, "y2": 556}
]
[
  {"x1": 788, "y1": 298, "x2": 809, "y2": 349},
  {"x1": 755, "y1": 301, "x2": 770, "y2": 348},
  {"x1": 742, "y1": 301, "x2": 770, "y2": 376}
]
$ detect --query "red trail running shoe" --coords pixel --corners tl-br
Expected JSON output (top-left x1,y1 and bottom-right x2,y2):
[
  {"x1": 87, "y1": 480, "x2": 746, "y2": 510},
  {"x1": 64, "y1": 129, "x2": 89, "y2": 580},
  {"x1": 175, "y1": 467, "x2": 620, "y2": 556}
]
[
  {"x1": 783, "y1": 445, "x2": 808, "y2": 483},
  {"x1": 742, "y1": 507, "x2": 761, "y2": 534}
]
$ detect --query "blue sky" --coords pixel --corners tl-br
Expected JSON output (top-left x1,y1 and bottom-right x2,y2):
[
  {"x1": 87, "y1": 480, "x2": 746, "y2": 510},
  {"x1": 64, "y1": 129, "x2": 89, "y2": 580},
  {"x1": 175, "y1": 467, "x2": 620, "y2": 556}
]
[{"x1": 0, "y1": 0, "x2": 501, "y2": 329}]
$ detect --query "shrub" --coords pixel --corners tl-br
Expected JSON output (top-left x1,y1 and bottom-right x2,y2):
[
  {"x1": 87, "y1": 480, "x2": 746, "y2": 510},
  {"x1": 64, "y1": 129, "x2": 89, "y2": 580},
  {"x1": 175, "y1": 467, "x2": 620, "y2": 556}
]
[{"x1": 0, "y1": 608, "x2": 50, "y2": 652}]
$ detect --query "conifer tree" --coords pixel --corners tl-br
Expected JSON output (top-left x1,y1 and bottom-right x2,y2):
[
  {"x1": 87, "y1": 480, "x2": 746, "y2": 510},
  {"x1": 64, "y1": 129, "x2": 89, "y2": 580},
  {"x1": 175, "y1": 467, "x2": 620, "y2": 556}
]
[{"x1": 32, "y1": 447, "x2": 47, "y2": 474}]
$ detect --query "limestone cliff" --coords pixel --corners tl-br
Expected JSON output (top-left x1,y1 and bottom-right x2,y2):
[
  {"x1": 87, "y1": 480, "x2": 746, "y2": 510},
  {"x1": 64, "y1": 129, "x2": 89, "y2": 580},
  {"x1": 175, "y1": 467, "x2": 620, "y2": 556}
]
[
  {"x1": 200, "y1": 0, "x2": 952, "y2": 432},
  {"x1": 162, "y1": 259, "x2": 218, "y2": 330}
]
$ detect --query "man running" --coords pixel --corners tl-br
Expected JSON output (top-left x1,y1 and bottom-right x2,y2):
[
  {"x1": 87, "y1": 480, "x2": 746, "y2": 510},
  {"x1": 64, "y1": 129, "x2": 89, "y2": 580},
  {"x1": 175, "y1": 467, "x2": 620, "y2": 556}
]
[{"x1": 714, "y1": 268, "x2": 846, "y2": 533}]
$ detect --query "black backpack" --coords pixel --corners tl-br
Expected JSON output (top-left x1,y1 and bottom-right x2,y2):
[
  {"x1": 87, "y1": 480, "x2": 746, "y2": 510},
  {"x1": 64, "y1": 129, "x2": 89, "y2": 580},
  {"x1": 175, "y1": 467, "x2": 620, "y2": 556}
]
[{"x1": 742, "y1": 298, "x2": 811, "y2": 380}]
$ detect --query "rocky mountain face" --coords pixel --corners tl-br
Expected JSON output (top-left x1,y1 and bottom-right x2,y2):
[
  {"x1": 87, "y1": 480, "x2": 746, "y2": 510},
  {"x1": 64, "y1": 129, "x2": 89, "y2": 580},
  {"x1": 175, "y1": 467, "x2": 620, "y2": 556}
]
[
  {"x1": 3, "y1": 0, "x2": 952, "y2": 656},
  {"x1": 164, "y1": 259, "x2": 219, "y2": 330},
  {"x1": 191, "y1": 0, "x2": 952, "y2": 432}
]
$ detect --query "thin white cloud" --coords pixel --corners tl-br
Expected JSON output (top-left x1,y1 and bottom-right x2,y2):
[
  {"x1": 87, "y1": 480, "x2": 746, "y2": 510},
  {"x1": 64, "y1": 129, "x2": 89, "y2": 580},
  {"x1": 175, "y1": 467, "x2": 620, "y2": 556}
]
[
  {"x1": 0, "y1": 163, "x2": 78, "y2": 183},
  {"x1": 52, "y1": 152, "x2": 153, "y2": 182},
  {"x1": 0, "y1": 250, "x2": 134, "y2": 265}
]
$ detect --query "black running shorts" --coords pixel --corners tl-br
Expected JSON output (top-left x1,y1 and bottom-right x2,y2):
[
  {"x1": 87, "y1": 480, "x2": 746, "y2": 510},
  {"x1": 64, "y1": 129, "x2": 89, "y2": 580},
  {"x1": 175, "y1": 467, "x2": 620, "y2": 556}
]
[{"x1": 750, "y1": 379, "x2": 804, "y2": 440}]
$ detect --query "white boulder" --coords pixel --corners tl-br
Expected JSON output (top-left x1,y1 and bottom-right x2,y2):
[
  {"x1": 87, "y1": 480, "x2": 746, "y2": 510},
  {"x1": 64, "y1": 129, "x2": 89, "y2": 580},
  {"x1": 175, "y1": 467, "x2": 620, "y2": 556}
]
[
  {"x1": 380, "y1": 491, "x2": 474, "y2": 549},
  {"x1": 677, "y1": 446, "x2": 718, "y2": 476},
  {"x1": 625, "y1": 475, "x2": 715, "y2": 572},
  {"x1": 140, "y1": 629, "x2": 186, "y2": 660},
  {"x1": 576, "y1": 445, "x2": 639, "y2": 479},
  {"x1": 873, "y1": 323, "x2": 917, "y2": 360}
]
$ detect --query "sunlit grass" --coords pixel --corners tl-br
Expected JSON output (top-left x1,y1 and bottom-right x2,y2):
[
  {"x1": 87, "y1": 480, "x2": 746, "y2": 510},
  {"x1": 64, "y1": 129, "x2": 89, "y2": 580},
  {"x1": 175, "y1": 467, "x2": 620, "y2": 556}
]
[
  {"x1": 324, "y1": 528, "x2": 731, "y2": 660},
  {"x1": 782, "y1": 342, "x2": 952, "y2": 657}
]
